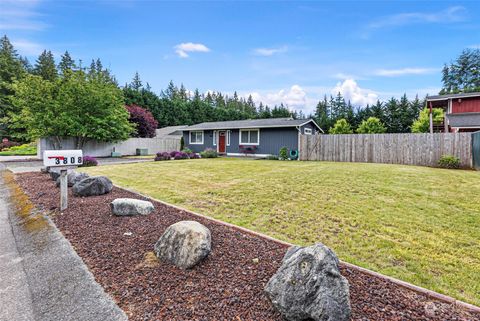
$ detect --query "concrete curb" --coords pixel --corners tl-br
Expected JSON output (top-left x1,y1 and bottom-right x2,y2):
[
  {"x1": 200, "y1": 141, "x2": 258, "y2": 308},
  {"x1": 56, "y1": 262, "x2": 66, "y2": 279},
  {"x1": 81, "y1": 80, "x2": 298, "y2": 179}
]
[
  {"x1": 116, "y1": 184, "x2": 480, "y2": 314},
  {"x1": 4, "y1": 171, "x2": 128, "y2": 321}
]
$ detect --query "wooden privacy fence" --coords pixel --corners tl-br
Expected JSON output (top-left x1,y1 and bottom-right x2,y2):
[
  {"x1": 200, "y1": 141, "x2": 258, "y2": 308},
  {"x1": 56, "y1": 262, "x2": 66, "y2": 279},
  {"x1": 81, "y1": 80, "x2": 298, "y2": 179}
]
[{"x1": 299, "y1": 133, "x2": 473, "y2": 168}]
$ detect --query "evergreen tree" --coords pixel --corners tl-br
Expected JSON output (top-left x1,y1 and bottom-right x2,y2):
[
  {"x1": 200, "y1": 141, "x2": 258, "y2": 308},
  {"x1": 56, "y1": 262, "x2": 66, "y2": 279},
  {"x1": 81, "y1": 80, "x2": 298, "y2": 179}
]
[
  {"x1": 0, "y1": 35, "x2": 27, "y2": 138},
  {"x1": 440, "y1": 49, "x2": 480, "y2": 94},
  {"x1": 314, "y1": 95, "x2": 330, "y2": 130},
  {"x1": 33, "y1": 50, "x2": 57, "y2": 81},
  {"x1": 58, "y1": 51, "x2": 76, "y2": 75},
  {"x1": 131, "y1": 72, "x2": 142, "y2": 90}
]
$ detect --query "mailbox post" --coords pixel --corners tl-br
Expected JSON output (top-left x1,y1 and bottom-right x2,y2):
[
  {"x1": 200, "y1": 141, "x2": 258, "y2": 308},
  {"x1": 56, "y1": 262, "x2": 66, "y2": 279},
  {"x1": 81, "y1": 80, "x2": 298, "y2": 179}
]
[{"x1": 43, "y1": 150, "x2": 83, "y2": 211}]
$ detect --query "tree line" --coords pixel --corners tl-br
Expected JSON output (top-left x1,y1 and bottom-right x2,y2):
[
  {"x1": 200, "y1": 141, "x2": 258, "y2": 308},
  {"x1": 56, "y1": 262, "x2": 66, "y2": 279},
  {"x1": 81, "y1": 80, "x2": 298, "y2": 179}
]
[{"x1": 1, "y1": 34, "x2": 478, "y2": 142}]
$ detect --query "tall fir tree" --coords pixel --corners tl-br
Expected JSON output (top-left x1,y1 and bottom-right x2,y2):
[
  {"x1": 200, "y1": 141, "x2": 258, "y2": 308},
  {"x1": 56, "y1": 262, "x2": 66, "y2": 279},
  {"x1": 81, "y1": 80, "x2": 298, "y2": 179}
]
[
  {"x1": 58, "y1": 51, "x2": 76, "y2": 76},
  {"x1": 34, "y1": 50, "x2": 57, "y2": 81}
]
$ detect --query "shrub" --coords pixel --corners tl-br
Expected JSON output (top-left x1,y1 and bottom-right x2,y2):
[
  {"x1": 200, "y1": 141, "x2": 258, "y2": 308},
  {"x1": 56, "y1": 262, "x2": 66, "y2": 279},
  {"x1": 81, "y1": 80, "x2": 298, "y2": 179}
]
[
  {"x1": 126, "y1": 104, "x2": 158, "y2": 138},
  {"x1": 329, "y1": 119, "x2": 353, "y2": 134},
  {"x1": 0, "y1": 140, "x2": 20, "y2": 151},
  {"x1": 80, "y1": 155, "x2": 98, "y2": 167},
  {"x1": 173, "y1": 151, "x2": 189, "y2": 160},
  {"x1": 155, "y1": 152, "x2": 171, "y2": 161},
  {"x1": 200, "y1": 148, "x2": 218, "y2": 158},
  {"x1": 356, "y1": 117, "x2": 387, "y2": 134},
  {"x1": 279, "y1": 147, "x2": 289, "y2": 160},
  {"x1": 182, "y1": 147, "x2": 193, "y2": 154},
  {"x1": 180, "y1": 136, "x2": 185, "y2": 151},
  {"x1": 190, "y1": 153, "x2": 200, "y2": 159},
  {"x1": 438, "y1": 155, "x2": 460, "y2": 169},
  {"x1": 0, "y1": 143, "x2": 37, "y2": 156},
  {"x1": 412, "y1": 108, "x2": 444, "y2": 133}
]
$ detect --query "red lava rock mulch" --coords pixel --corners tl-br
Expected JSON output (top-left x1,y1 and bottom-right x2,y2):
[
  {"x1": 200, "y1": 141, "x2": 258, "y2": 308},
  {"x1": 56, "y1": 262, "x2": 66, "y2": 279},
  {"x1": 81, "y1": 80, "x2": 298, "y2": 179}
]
[{"x1": 15, "y1": 172, "x2": 479, "y2": 321}]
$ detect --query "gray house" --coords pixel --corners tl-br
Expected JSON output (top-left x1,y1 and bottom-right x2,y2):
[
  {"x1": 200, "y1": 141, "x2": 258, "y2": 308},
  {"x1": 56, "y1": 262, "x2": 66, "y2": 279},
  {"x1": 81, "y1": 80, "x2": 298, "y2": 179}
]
[{"x1": 183, "y1": 118, "x2": 323, "y2": 157}]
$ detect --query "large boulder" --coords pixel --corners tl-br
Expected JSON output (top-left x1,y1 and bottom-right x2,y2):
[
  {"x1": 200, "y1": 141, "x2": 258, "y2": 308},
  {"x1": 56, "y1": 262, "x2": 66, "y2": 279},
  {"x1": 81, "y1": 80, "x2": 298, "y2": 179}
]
[
  {"x1": 111, "y1": 198, "x2": 154, "y2": 216},
  {"x1": 72, "y1": 176, "x2": 113, "y2": 197},
  {"x1": 56, "y1": 171, "x2": 89, "y2": 187},
  {"x1": 265, "y1": 243, "x2": 351, "y2": 321},
  {"x1": 154, "y1": 221, "x2": 211, "y2": 269}
]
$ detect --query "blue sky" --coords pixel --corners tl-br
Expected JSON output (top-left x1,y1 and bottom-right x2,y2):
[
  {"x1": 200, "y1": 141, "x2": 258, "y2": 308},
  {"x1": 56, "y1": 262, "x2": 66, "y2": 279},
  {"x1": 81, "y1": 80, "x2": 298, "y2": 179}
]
[{"x1": 1, "y1": 0, "x2": 479, "y2": 114}]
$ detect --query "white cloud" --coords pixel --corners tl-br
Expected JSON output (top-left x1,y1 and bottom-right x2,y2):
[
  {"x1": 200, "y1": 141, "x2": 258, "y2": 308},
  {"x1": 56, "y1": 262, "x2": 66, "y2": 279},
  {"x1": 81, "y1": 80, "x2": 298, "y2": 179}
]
[
  {"x1": 369, "y1": 6, "x2": 466, "y2": 29},
  {"x1": 174, "y1": 42, "x2": 210, "y2": 58},
  {"x1": 247, "y1": 85, "x2": 309, "y2": 111},
  {"x1": 0, "y1": 0, "x2": 48, "y2": 31},
  {"x1": 374, "y1": 67, "x2": 437, "y2": 77},
  {"x1": 11, "y1": 39, "x2": 45, "y2": 56},
  {"x1": 363, "y1": 6, "x2": 467, "y2": 38},
  {"x1": 253, "y1": 46, "x2": 288, "y2": 57},
  {"x1": 469, "y1": 44, "x2": 480, "y2": 49},
  {"x1": 332, "y1": 79, "x2": 378, "y2": 106}
]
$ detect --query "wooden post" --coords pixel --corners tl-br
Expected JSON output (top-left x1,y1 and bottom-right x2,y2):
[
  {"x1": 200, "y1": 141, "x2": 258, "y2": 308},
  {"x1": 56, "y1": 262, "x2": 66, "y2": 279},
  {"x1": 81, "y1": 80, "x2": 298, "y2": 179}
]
[
  {"x1": 60, "y1": 169, "x2": 68, "y2": 211},
  {"x1": 429, "y1": 101, "x2": 434, "y2": 134}
]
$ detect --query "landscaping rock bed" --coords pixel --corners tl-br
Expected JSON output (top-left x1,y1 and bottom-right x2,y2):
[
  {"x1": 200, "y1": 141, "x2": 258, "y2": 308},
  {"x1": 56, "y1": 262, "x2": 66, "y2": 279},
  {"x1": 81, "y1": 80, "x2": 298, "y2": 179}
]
[{"x1": 15, "y1": 171, "x2": 479, "y2": 321}]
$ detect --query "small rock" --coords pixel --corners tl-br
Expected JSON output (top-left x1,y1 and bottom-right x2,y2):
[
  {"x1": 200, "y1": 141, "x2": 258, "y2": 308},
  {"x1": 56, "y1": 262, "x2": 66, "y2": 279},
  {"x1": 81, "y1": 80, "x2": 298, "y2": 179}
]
[
  {"x1": 123, "y1": 232, "x2": 133, "y2": 236},
  {"x1": 56, "y1": 171, "x2": 89, "y2": 187},
  {"x1": 252, "y1": 258, "x2": 259, "y2": 264},
  {"x1": 111, "y1": 198, "x2": 154, "y2": 216},
  {"x1": 49, "y1": 168, "x2": 72, "y2": 181},
  {"x1": 72, "y1": 176, "x2": 113, "y2": 197},
  {"x1": 265, "y1": 243, "x2": 351, "y2": 321},
  {"x1": 154, "y1": 221, "x2": 211, "y2": 269},
  {"x1": 424, "y1": 302, "x2": 437, "y2": 317}
]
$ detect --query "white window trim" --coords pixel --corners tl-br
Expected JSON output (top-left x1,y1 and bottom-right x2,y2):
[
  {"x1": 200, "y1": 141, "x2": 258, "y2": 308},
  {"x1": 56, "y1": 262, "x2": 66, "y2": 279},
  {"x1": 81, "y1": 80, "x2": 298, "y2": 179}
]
[
  {"x1": 239, "y1": 128, "x2": 260, "y2": 145},
  {"x1": 304, "y1": 128, "x2": 313, "y2": 135},
  {"x1": 190, "y1": 130, "x2": 204, "y2": 145},
  {"x1": 227, "y1": 130, "x2": 230, "y2": 146},
  {"x1": 213, "y1": 130, "x2": 217, "y2": 146}
]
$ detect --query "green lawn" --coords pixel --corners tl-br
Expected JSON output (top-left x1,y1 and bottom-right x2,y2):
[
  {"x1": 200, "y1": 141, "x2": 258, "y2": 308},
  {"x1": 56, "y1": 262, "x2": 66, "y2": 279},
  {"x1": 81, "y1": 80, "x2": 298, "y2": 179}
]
[{"x1": 84, "y1": 158, "x2": 480, "y2": 305}]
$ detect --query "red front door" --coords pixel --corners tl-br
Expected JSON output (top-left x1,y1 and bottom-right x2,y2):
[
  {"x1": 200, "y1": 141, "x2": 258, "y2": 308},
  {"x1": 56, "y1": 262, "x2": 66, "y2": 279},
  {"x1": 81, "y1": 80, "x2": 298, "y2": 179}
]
[{"x1": 218, "y1": 131, "x2": 226, "y2": 153}]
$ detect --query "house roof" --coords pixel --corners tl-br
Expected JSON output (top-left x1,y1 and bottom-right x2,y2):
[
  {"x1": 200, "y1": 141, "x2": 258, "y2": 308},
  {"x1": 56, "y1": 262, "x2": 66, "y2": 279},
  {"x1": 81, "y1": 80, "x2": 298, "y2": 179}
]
[
  {"x1": 426, "y1": 92, "x2": 480, "y2": 102},
  {"x1": 447, "y1": 112, "x2": 480, "y2": 128},
  {"x1": 184, "y1": 118, "x2": 323, "y2": 131},
  {"x1": 155, "y1": 125, "x2": 188, "y2": 138}
]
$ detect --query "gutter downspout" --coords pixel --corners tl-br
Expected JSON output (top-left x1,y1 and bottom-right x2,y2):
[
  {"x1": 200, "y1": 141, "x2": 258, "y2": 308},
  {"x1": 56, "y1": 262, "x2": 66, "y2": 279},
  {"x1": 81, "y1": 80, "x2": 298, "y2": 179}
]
[{"x1": 296, "y1": 125, "x2": 301, "y2": 161}]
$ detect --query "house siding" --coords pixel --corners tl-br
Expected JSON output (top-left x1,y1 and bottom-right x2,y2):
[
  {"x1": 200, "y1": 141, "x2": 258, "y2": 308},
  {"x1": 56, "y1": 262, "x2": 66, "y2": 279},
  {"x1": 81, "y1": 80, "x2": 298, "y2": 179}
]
[
  {"x1": 451, "y1": 97, "x2": 480, "y2": 113},
  {"x1": 184, "y1": 127, "x2": 301, "y2": 155}
]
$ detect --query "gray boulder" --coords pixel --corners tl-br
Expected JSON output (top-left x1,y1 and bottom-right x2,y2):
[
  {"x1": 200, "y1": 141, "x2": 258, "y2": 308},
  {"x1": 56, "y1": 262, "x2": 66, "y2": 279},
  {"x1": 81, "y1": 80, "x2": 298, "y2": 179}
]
[
  {"x1": 72, "y1": 176, "x2": 113, "y2": 197},
  {"x1": 49, "y1": 168, "x2": 72, "y2": 181},
  {"x1": 111, "y1": 198, "x2": 154, "y2": 216},
  {"x1": 56, "y1": 171, "x2": 89, "y2": 187},
  {"x1": 154, "y1": 221, "x2": 211, "y2": 269},
  {"x1": 265, "y1": 243, "x2": 351, "y2": 321}
]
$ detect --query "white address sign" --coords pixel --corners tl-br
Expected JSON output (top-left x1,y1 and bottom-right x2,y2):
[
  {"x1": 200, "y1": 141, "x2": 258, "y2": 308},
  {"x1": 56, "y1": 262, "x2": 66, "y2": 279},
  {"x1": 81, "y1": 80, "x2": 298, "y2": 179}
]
[{"x1": 43, "y1": 150, "x2": 84, "y2": 167}]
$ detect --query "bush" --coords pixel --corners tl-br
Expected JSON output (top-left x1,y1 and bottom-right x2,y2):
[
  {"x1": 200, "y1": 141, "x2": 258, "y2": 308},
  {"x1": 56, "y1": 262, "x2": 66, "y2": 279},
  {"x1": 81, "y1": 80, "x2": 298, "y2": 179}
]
[
  {"x1": 412, "y1": 108, "x2": 444, "y2": 133},
  {"x1": 356, "y1": 117, "x2": 387, "y2": 134},
  {"x1": 438, "y1": 155, "x2": 460, "y2": 169},
  {"x1": 182, "y1": 147, "x2": 193, "y2": 154},
  {"x1": 200, "y1": 148, "x2": 218, "y2": 158},
  {"x1": 0, "y1": 143, "x2": 36, "y2": 156},
  {"x1": 173, "y1": 151, "x2": 189, "y2": 160},
  {"x1": 170, "y1": 150, "x2": 179, "y2": 158},
  {"x1": 155, "y1": 152, "x2": 171, "y2": 161},
  {"x1": 0, "y1": 140, "x2": 20, "y2": 151},
  {"x1": 329, "y1": 119, "x2": 353, "y2": 134},
  {"x1": 80, "y1": 155, "x2": 98, "y2": 167},
  {"x1": 279, "y1": 147, "x2": 288, "y2": 160},
  {"x1": 126, "y1": 104, "x2": 158, "y2": 138},
  {"x1": 190, "y1": 153, "x2": 200, "y2": 159}
]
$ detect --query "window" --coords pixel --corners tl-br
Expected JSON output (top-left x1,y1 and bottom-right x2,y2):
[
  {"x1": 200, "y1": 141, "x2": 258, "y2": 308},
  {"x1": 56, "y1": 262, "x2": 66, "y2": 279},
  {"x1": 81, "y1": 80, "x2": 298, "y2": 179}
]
[
  {"x1": 227, "y1": 130, "x2": 230, "y2": 146},
  {"x1": 239, "y1": 129, "x2": 259, "y2": 145},
  {"x1": 304, "y1": 128, "x2": 313, "y2": 135},
  {"x1": 190, "y1": 131, "x2": 204, "y2": 144},
  {"x1": 213, "y1": 131, "x2": 217, "y2": 146}
]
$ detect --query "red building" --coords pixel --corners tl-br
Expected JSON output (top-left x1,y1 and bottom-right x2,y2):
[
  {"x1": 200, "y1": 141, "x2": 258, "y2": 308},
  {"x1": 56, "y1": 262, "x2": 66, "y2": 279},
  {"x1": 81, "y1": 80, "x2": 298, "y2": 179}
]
[{"x1": 426, "y1": 92, "x2": 480, "y2": 133}]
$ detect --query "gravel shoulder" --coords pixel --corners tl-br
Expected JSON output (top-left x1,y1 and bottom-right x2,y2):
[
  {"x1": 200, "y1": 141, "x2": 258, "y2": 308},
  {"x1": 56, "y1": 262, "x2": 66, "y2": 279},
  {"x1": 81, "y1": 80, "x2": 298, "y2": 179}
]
[{"x1": 15, "y1": 171, "x2": 480, "y2": 321}]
